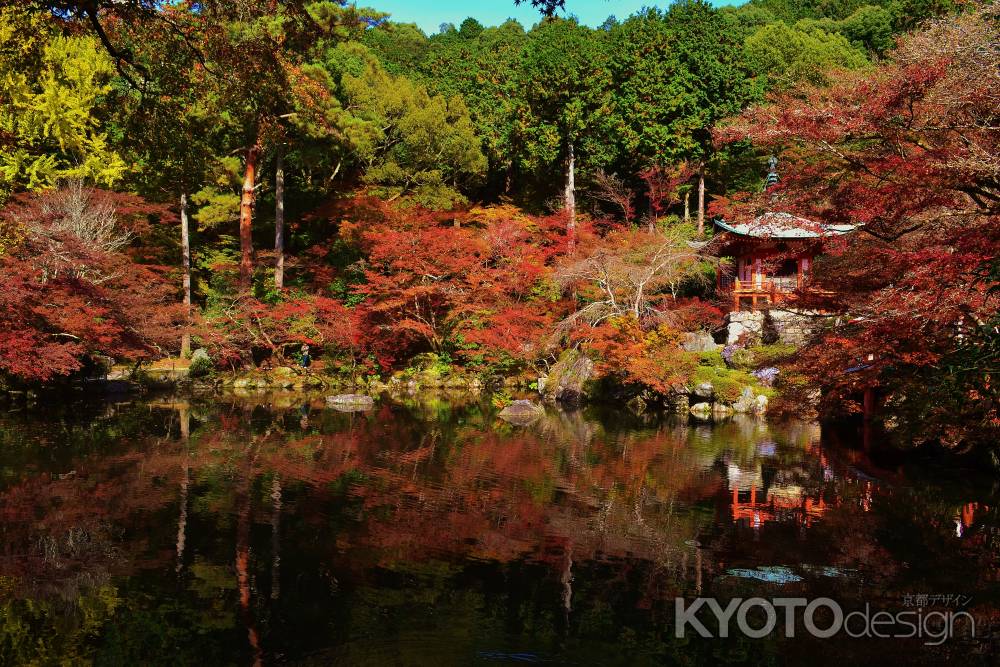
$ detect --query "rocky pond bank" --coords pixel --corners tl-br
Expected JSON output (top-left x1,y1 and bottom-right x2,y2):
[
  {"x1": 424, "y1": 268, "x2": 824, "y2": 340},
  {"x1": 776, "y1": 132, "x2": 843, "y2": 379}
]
[{"x1": 6, "y1": 335, "x2": 784, "y2": 423}]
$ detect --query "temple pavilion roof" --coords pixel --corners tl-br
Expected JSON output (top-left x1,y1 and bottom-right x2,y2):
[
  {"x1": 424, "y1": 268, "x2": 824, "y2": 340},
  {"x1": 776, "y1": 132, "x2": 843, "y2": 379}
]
[
  {"x1": 692, "y1": 212, "x2": 857, "y2": 256},
  {"x1": 715, "y1": 212, "x2": 856, "y2": 239}
]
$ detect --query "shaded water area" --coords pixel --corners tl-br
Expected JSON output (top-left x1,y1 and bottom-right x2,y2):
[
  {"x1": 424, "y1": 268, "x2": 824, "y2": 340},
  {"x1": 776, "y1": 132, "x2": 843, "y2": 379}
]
[{"x1": 1, "y1": 392, "x2": 998, "y2": 665}]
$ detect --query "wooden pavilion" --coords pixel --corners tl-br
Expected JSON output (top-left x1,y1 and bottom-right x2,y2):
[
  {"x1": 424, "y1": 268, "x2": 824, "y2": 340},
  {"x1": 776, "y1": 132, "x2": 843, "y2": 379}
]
[{"x1": 706, "y1": 211, "x2": 855, "y2": 312}]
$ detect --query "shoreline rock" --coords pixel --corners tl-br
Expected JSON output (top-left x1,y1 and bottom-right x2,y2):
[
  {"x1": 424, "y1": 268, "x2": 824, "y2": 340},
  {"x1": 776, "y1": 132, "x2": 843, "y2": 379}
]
[
  {"x1": 326, "y1": 394, "x2": 375, "y2": 412},
  {"x1": 498, "y1": 400, "x2": 545, "y2": 425},
  {"x1": 541, "y1": 349, "x2": 595, "y2": 406}
]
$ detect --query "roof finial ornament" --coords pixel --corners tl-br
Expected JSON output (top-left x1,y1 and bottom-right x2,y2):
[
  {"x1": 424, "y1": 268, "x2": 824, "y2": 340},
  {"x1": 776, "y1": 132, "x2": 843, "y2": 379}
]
[{"x1": 765, "y1": 155, "x2": 779, "y2": 191}]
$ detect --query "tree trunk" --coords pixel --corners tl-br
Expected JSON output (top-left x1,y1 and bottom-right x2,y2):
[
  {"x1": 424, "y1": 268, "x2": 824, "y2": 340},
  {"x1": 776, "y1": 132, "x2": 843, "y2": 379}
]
[
  {"x1": 239, "y1": 141, "x2": 261, "y2": 287},
  {"x1": 697, "y1": 165, "x2": 705, "y2": 237},
  {"x1": 175, "y1": 405, "x2": 189, "y2": 574},
  {"x1": 180, "y1": 193, "x2": 192, "y2": 358},
  {"x1": 274, "y1": 149, "x2": 285, "y2": 290},
  {"x1": 270, "y1": 476, "x2": 282, "y2": 600},
  {"x1": 565, "y1": 140, "x2": 576, "y2": 250},
  {"x1": 236, "y1": 445, "x2": 263, "y2": 667},
  {"x1": 684, "y1": 189, "x2": 690, "y2": 224}
]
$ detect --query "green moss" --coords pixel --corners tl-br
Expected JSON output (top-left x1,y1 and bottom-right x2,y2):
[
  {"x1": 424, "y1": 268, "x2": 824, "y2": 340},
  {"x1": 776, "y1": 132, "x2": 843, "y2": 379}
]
[
  {"x1": 698, "y1": 350, "x2": 724, "y2": 367},
  {"x1": 752, "y1": 343, "x2": 798, "y2": 366},
  {"x1": 756, "y1": 385, "x2": 777, "y2": 399},
  {"x1": 729, "y1": 347, "x2": 756, "y2": 370},
  {"x1": 404, "y1": 352, "x2": 454, "y2": 379},
  {"x1": 692, "y1": 364, "x2": 760, "y2": 403},
  {"x1": 691, "y1": 365, "x2": 714, "y2": 387},
  {"x1": 723, "y1": 343, "x2": 797, "y2": 371}
]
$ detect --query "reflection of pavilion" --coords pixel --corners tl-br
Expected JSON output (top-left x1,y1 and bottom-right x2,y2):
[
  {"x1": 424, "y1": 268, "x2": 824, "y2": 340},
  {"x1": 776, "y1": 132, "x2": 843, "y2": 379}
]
[
  {"x1": 955, "y1": 502, "x2": 990, "y2": 538},
  {"x1": 725, "y1": 460, "x2": 831, "y2": 529}
]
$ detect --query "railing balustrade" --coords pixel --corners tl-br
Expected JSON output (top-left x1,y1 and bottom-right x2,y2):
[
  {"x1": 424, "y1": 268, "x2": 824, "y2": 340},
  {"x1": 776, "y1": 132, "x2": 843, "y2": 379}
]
[{"x1": 718, "y1": 275, "x2": 801, "y2": 293}]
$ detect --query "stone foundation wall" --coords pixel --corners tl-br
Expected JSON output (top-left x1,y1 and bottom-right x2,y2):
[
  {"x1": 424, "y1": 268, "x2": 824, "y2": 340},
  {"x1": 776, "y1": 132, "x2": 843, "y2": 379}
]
[
  {"x1": 723, "y1": 308, "x2": 820, "y2": 346},
  {"x1": 766, "y1": 309, "x2": 818, "y2": 346},
  {"x1": 724, "y1": 311, "x2": 765, "y2": 345}
]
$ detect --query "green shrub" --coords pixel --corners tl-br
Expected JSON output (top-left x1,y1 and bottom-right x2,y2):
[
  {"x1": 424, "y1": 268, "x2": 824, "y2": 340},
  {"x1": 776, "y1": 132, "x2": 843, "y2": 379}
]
[
  {"x1": 189, "y1": 349, "x2": 213, "y2": 378},
  {"x1": 406, "y1": 352, "x2": 453, "y2": 379},
  {"x1": 715, "y1": 369, "x2": 756, "y2": 403},
  {"x1": 491, "y1": 390, "x2": 512, "y2": 409},
  {"x1": 729, "y1": 347, "x2": 756, "y2": 370}
]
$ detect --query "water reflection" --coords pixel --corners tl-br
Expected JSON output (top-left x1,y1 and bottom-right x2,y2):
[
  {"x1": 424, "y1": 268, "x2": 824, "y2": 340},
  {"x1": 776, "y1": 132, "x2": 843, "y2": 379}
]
[{"x1": 0, "y1": 395, "x2": 997, "y2": 664}]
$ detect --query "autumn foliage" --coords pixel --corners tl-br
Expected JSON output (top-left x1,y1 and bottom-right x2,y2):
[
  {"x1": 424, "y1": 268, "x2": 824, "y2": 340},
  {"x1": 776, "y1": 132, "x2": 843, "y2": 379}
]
[
  {"x1": 0, "y1": 1, "x2": 994, "y2": 455},
  {"x1": 581, "y1": 316, "x2": 697, "y2": 394},
  {"x1": 350, "y1": 202, "x2": 575, "y2": 367},
  {"x1": 0, "y1": 185, "x2": 183, "y2": 381}
]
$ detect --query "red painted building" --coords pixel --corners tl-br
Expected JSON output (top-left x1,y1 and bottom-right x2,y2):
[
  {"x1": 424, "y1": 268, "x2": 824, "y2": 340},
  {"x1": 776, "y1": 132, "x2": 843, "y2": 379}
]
[{"x1": 708, "y1": 212, "x2": 855, "y2": 312}]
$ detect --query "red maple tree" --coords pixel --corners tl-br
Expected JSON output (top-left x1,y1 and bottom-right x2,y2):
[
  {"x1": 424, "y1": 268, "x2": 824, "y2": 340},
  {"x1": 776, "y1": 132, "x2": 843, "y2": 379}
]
[{"x1": 0, "y1": 185, "x2": 184, "y2": 381}]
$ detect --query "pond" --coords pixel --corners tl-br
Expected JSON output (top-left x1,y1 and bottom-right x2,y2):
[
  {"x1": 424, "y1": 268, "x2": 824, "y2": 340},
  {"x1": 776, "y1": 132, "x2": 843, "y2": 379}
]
[{"x1": 0, "y1": 393, "x2": 997, "y2": 665}]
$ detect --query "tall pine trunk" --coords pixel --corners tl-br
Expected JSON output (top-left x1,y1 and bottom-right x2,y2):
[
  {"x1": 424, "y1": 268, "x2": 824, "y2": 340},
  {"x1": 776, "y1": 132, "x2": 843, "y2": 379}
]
[
  {"x1": 697, "y1": 165, "x2": 705, "y2": 237},
  {"x1": 565, "y1": 140, "x2": 576, "y2": 250},
  {"x1": 239, "y1": 141, "x2": 261, "y2": 287},
  {"x1": 180, "y1": 193, "x2": 192, "y2": 358},
  {"x1": 684, "y1": 190, "x2": 690, "y2": 224},
  {"x1": 274, "y1": 149, "x2": 285, "y2": 290}
]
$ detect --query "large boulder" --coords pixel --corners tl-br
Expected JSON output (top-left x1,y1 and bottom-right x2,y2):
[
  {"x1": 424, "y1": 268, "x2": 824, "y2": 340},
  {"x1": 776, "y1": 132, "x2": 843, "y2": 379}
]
[
  {"x1": 326, "y1": 394, "x2": 375, "y2": 412},
  {"x1": 691, "y1": 382, "x2": 714, "y2": 399},
  {"x1": 725, "y1": 311, "x2": 765, "y2": 346},
  {"x1": 681, "y1": 331, "x2": 720, "y2": 353},
  {"x1": 498, "y1": 399, "x2": 545, "y2": 425},
  {"x1": 541, "y1": 349, "x2": 595, "y2": 406},
  {"x1": 668, "y1": 392, "x2": 690, "y2": 413},
  {"x1": 713, "y1": 403, "x2": 734, "y2": 417},
  {"x1": 732, "y1": 386, "x2": 757, "y2": 414},
  {"x1": 689, "y1": 402, "x2": 713, "y2": 419}
]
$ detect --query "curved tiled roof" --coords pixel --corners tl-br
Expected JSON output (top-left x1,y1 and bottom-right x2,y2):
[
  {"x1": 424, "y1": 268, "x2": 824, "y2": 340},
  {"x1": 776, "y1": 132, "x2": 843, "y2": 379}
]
[{"x1": 715, "y1": 212, "x2": 856, "y2": 239}]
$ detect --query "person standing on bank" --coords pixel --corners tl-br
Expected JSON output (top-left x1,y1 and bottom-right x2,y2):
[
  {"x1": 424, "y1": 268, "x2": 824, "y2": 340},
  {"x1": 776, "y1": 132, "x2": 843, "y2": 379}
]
[{"x1": 300, "y1": 344, "x2": 311, "y2": 369}]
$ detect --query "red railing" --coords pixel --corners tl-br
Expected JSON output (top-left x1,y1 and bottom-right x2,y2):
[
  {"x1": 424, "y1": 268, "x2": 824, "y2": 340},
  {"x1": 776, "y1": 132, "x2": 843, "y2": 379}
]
[
  {"x1": 718, "y1": 276, "x2": 800, "y2": 292},
  {"x1": 717, "y1": 275, "x2": 802, "y2": 310}
]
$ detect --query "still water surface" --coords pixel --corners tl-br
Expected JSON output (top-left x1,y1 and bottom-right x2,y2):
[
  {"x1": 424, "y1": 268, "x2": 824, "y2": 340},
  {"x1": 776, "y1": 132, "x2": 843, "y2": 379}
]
[{"x1": 1, "y1": 393, "x2": 997, "y2": 665}]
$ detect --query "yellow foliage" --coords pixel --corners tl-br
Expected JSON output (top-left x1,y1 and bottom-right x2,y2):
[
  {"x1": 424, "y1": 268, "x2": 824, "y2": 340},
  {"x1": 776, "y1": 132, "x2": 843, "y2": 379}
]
[{"x1": 0, "y1": 9, "x2": 126, "y2": 198}]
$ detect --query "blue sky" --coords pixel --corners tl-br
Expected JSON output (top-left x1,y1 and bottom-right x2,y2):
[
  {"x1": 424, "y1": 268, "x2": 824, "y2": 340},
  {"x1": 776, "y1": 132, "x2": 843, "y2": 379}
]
[{"x1": 372, "y1": 1, "x2": 741, "y2": 35}]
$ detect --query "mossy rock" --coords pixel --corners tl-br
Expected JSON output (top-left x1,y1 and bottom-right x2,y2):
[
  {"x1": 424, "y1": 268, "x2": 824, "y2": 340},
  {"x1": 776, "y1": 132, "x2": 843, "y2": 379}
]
[
  {"x1": 690, "y1": 402, "x2": 713, "y2": 419},
  {"x1": 542, "y1": 348, "x2": 596, "y2": 406},
  {"x1": 751, "y1": 343, "x2": 798, "y2": 366},
  {"x1": 498, "y1": 399, "x2": 545, "y2": 425}
]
